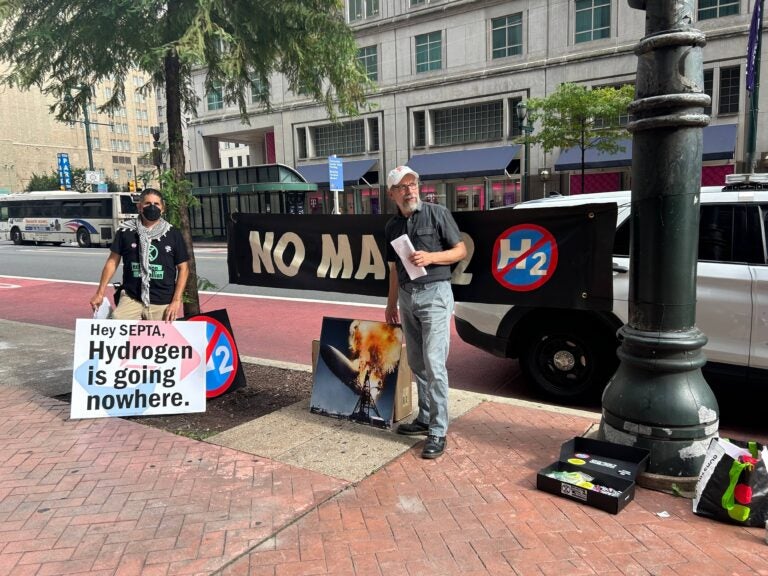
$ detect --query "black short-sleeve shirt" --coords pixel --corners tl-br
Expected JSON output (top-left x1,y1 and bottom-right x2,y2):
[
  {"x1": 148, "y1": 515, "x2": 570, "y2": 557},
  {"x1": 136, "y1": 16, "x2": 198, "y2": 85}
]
[
  {"x1": 111, "y1": 226, "x2": 189, "y2": 305},
  {"x1": 385, "y1": 202, "x2": 463, "y2": 286}
]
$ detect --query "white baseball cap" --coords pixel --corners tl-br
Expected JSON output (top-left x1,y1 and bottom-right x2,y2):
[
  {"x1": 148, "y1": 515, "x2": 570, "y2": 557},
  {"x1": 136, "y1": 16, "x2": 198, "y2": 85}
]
[{"x1": 386, "y1": 166, "x2": 419, "y2": 189}]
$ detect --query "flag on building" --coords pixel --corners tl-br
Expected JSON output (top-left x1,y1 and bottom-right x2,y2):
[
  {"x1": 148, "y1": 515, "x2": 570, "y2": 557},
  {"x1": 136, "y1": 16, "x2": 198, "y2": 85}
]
[{"x1": 747, "y1": 0, "x2": 763, "y2": 92}]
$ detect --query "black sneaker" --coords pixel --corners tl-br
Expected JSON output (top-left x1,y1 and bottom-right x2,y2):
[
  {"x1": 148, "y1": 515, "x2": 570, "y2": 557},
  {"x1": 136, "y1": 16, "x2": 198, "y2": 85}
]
[
  {"x1": 396, "y1": 420, "x2": 429, "y2": 436},
  {"x1": 422, "y1": 435, "x2": 446, "y2": 459}
]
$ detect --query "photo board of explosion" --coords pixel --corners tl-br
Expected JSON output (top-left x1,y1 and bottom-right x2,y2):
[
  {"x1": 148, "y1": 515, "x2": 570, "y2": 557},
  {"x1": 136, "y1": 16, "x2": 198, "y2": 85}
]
[{"x1": 310, "y1": 317, "x2": 404, "y2": 429}]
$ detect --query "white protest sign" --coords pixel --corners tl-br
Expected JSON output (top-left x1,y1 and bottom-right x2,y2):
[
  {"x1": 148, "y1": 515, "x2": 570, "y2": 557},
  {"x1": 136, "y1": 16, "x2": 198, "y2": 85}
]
[{"x1": 70, "y1": 319, "x2": 207, "y2": 419}]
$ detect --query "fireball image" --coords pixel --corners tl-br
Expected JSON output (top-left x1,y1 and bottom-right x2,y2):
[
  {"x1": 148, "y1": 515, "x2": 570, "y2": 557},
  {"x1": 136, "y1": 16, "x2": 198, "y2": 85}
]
[
  {"x1": 348, "y1": 320, "x2": 402, "y2": 400},
  {"x1": 310, "y1": 317, "x2": 404, "y2": 429}
]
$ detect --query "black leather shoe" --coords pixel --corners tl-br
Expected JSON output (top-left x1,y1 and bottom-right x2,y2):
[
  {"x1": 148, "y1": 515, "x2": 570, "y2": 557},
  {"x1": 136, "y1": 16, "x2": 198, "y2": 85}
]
[
  {"x1": 396, "y1": 420, "x2": 429, "y2": 436},
  {"x1": 421, "y1": 435, "x2": 446, "y2": 459}
]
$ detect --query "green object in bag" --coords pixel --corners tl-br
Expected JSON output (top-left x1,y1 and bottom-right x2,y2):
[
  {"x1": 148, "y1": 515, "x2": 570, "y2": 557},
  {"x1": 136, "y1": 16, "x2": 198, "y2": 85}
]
[
  {"x1": 722, "y1": 458, "x2": 752, "y2": 521},
  {"x1": 693, "y1": 437, "x2": 768, "y2": 527}
]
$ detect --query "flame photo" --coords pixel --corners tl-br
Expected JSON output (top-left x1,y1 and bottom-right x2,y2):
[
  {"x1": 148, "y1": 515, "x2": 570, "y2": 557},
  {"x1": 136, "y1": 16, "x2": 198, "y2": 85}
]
[{"x1": 310, "y1": 317, "x2": 404, "y2": 429}]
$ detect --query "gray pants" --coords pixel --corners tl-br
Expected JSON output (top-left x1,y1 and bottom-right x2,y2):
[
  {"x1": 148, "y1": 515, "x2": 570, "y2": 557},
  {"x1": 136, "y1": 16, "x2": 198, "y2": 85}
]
[{"x1": 398, "y1": 280, "x2": 454, "y2": 437}]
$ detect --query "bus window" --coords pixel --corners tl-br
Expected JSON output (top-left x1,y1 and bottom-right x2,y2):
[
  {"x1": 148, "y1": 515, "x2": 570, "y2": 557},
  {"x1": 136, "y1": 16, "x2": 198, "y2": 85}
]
[{"x1": 120, "y1": 195, "x2": 139, "y2": 215}]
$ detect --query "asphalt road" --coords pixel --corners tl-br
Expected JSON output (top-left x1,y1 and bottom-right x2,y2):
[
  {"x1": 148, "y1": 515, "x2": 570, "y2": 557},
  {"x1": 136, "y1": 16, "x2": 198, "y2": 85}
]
[
  {"x1": 0, "y1": 240, "x2": 384, "y2": 305},
  {"x1": 1, "y1": 239, "x2": 764, "y2": 435}
]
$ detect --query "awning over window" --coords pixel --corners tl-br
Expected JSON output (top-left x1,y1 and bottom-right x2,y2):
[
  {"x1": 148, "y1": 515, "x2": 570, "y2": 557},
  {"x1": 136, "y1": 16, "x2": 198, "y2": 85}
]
[
  {"x1": 295, "y1": 158, "x2": 377, "y2": 186},
  {"x1": 407, "y1": 145, "x2": 521, "y2": 180},
  {"x1": 554, "y1": 124, "x2": 737, "y2": 172}
]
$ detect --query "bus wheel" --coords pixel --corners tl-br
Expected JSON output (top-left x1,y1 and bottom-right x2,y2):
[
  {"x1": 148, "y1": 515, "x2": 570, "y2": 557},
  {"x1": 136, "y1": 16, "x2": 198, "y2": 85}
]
[
  {"x1": 10, "y1": 227, "x2": 22, "y2": 245},
  {"x1": 76, "y1": 228, "x2": 91, "y2": 248}
]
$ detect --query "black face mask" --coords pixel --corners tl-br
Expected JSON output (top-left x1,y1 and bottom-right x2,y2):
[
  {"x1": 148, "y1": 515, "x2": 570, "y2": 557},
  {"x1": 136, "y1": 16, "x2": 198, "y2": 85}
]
[{"x1": 142, "y1": 205, "x2": 162, "y2": 222}]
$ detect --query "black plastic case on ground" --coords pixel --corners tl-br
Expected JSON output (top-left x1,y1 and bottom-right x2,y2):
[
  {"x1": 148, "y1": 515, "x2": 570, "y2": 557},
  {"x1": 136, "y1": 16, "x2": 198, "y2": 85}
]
[{"x1": 536, "y1": 437, "x2": 650, "y2": 514}]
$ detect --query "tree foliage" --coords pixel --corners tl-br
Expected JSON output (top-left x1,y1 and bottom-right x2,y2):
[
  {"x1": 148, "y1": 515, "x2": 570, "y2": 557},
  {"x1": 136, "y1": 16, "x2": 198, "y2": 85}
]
[
  {"x1": 26, "y1": 169, "x2": 119, "y2": 192},
  {"x1": 523, "y1": 83, "x2": 634, "y2": 192},
  {"x1": 0, "y1": 0, "x2": 371, "y2": 313}
]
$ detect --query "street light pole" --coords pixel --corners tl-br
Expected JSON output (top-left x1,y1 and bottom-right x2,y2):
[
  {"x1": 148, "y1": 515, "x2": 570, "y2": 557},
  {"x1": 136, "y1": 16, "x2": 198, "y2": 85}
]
[
  {"x1": 151, "y1": 126, "x2": 162, "y2": 186},
  {"x1": 82, "y1": 99, "x2": 96, "y2": 192},
  {"x1": 516, "y1": 101, "x2": 533, "y2": 201},
  {"x1": 599, "y1": 0, "x2": 717, "y2": 489}
]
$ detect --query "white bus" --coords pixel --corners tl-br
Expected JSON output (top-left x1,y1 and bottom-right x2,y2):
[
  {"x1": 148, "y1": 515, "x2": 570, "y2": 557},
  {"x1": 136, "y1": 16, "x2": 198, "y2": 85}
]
[{"x1": 0, "y1": 191, "x2": 139, "y2": 247}]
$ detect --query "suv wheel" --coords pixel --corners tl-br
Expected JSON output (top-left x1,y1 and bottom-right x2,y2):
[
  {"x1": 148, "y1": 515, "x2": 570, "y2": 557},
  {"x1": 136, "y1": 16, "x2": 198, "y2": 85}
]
[{"x1": 520, "y1": 318, "x2": 618, "y2": 400}]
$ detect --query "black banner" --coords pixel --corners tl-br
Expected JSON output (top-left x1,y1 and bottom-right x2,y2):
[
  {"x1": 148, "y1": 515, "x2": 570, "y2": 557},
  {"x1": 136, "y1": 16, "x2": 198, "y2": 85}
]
[{"x1": 227, "y1": 203, "x2": 617, "y2": 309}]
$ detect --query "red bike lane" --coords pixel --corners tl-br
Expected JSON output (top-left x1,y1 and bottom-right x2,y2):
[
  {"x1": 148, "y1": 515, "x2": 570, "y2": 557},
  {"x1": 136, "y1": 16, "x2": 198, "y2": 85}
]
[{"x1": 0, "y1": 275, "x2": 519, "y2": 396}]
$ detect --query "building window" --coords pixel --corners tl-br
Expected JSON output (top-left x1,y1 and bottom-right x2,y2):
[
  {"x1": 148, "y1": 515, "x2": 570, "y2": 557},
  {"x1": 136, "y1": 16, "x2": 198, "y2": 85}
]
[
  {"x1": 92, "y1": 137, "x2": 101, "y2": 150},
  {"x1": 433, "y1": 101, "x2": 503, "y2": 146},
  {"x1": 113, "y1": 169, "x2": 121, "y2": 180},
  {"x1": 415, "y1": 31, "x2": 442, "y2": 73},
  {"x1": 368, "y1": 117, "x2": 380, "y2": 152},
  {"x1": 297, "y1": 128, "x2": 308, "y2": 159},
  {"x1": 207, "y1": 85, "x2": 223, "y2": 110},
  {"x1": 313, "y1": 120, "x2": 365, "y2": 157},
  {"x1": 509, "y1": 97, "x2": 523, "y2": 136},
  {"x1": 698, "y1": 0, "x2": 739, "y2": 21},
  {"x1": 704, "y1": 69, "x2": 713, "y2": 116},
  {"x1": 575, "y1": 0, "x2": 611, "y2": 44},
  {"x1": 251, "y1": 77, "x2": 268, "y2": 103},
  {"x1": 718, "y1": 66, "x2": 740, "y2": 114},
  {"x1": 414, "y1": 111, "x2": 426, "y2": 148},
  {"x1": 357, "y1": 46, "x2": 378, "y2": 81},
  {"x1": 348, "y1": 0, "x2": 379, "y2": 22},
  {"x1": 491, "y1": 13, "x2": 523, "y2": 59}
]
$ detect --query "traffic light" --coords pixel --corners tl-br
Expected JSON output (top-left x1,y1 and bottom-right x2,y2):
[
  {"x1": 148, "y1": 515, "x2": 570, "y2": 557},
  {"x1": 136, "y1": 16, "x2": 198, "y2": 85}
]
[{"x1": 128, "y1": 180, "x2": 136, "y2": 192}]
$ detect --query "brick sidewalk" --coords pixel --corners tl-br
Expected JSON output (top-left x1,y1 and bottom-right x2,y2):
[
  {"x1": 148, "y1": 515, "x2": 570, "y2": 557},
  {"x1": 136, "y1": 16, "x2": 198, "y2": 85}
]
[
  {"x1": 220, "y1": 402, "x2": 768, "y2": 576},
  {"x1": 2, "y1": 386, "x2": 767, "y2": 576},
  {"x1": 0, "y1": 387, "x2": 346, "y2": 576}
]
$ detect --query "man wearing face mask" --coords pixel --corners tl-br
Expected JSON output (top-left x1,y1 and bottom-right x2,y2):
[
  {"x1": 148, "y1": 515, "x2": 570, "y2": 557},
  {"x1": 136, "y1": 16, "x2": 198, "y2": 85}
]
[{"x1": 89, "y1": 188, "x2": 189, "y2": 321}]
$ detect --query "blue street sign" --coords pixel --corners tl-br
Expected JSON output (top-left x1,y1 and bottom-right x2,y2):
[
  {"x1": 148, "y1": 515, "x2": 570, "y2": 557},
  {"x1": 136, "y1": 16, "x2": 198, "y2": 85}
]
[
  {"x1": 328, "y1": 155, "x2": 344, "y2": 191},
  {"x1": 57, "y1": 152, "x2": 72, "y2": 190}
]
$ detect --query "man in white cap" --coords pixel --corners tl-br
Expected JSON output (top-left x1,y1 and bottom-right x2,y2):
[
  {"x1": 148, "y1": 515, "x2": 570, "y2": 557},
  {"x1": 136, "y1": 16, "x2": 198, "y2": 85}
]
[{"x1": 384, "y1": 165, "x2": 466, "y2": 459}]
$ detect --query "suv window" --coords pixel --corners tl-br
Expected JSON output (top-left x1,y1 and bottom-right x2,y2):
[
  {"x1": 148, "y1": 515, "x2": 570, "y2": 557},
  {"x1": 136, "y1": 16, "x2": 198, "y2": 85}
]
[
  {"x1": 613, "y1": 220, "x2": 630, "y2": 256},
  {"x1": 613, "y1": 204, "x2": 765, "y2": 264},
  {"x1": 700, "y1": 204, "x2": 764, "y2": 264}
]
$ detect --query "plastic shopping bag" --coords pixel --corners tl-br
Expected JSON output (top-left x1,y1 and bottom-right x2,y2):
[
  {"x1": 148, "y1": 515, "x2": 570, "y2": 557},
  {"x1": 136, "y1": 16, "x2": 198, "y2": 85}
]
[{"x1": 692, "y1": 437, "x2": 768, "y2": 526}]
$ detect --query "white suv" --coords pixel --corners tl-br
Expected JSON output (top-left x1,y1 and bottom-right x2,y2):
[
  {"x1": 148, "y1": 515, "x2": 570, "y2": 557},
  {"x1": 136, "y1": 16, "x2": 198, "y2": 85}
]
[{"x1": 454, "y1": 176, "x2": 768, "y2": 400}]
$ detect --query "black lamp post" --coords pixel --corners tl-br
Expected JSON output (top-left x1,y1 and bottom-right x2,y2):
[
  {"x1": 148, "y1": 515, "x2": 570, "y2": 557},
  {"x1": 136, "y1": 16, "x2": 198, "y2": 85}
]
[
  {"x1": 516, "y1": 101, "x2": 533, "y2": 201},
  {"x1": 150, "y1": 125, "x2": 162, "y2": 183},
  {"x1": 598, "y1": 0, "x2": 718, "y2": 489},
  {"x1": 66, "y1": 86, "x2": 96, "y2": 192}
]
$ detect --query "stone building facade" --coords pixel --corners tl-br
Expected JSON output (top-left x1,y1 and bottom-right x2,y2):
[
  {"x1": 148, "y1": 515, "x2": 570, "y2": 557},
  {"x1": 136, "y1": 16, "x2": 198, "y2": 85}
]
[{"x1": 186, "y1": 0, "x2": 763, "y2": 213}]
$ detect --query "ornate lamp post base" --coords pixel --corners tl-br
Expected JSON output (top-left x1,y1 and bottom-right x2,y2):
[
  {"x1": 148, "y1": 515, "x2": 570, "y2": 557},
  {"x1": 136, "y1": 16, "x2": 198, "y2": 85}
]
[{"x1": 600, "y1": 326, "x2": 718, "y2": 489}]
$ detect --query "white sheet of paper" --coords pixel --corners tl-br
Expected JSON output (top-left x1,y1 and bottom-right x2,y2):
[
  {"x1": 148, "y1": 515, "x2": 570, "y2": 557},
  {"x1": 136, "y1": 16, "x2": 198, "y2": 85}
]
[
  {"x1": 390, "y1": 234, "x2": 427, "y2": 280},
  {"x1": 93, "y1": 297, "x2": 112, "y2": 320}
]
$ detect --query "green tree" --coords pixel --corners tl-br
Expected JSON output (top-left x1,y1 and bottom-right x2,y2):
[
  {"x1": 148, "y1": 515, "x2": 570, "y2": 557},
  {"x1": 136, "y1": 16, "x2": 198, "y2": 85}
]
[
  {"x1": 25, "y1": 169, "x2": 120, "y2": 192},
  {"x1": 0, "y1": 0, "x2": 370, "y2": 314},
  {"x1": 25, "y1": 171, "x2": 61, "y2": 192},
  {"x1": 524, "y1": 83, "x2": 634, "y2": 194}
]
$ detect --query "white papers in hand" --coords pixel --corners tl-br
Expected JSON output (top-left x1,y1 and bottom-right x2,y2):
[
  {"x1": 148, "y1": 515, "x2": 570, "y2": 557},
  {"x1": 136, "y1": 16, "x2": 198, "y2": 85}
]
[
  {"x1": 390, "y1": 234, "x2": 427, "y2": 280},
  {"x1": 93, "y1": 297, "x2": 112, "y2": 320}
]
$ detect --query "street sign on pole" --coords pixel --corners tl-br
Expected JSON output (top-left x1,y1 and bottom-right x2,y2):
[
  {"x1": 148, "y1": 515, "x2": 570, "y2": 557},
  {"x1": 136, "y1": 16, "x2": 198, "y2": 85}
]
[
  {"x1": 57, "y1": 153, "x2": 72, "y2": 190},
  {"x1": 85, "y1": 170, "x2": 100, "y2": 184},
  {"x1": 328, "y1": 155, "x2": 344, "y2": 214}
]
